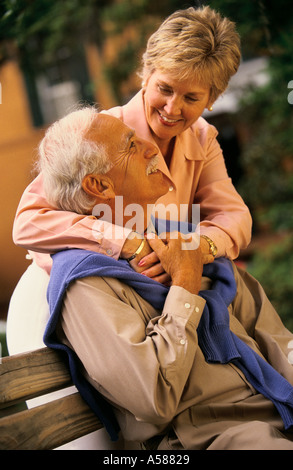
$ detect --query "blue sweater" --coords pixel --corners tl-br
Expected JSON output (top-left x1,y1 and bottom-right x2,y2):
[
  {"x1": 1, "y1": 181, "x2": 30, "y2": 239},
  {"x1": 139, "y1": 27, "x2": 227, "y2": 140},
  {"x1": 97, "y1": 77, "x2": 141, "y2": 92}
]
[{"x1": 44, "y1": 249, "x2": 293, "y2": 441}]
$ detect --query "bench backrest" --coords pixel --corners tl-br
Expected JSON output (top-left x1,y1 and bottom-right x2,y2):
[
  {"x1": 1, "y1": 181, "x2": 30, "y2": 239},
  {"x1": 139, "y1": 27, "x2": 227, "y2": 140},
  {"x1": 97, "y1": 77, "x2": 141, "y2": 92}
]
[{"x1": 0, "y1": 347, "x2": 103, "y2": 449}]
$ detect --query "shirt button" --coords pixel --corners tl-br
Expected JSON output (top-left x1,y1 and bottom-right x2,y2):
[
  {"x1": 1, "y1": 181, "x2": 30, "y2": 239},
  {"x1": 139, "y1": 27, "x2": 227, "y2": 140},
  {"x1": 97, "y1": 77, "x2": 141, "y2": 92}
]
[
  {"x1": 184, "y1": 302, "x2": 191, "y2": 309},
  {"x1": 195, "y1": 307, "x2": 200, "y2": 313},
  {"x1": 94, "y1": 231, "x2": 103, "y2": 240},
  {"x1": 169, "y1": 186, "x2": 174, "y2": 192},
  {"x1": 180, "y1": 339, "x2": 186, "y2": 345},
  {"x1": 106, "y1": 249, "x2": 113, "y2": 256}
]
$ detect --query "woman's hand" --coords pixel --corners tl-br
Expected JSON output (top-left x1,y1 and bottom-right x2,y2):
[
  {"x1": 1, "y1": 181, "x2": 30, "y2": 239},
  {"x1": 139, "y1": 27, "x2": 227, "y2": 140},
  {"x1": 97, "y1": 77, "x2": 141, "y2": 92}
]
[
  {"x1": 120, "y1": 232, "x2": 171, "y2": 285},
  {"x1": 120, "y1": 231, "x2": 214, "y2": 285},
  {"x1": 137, "y1": 250, "x2": 172, "y2": 286}
]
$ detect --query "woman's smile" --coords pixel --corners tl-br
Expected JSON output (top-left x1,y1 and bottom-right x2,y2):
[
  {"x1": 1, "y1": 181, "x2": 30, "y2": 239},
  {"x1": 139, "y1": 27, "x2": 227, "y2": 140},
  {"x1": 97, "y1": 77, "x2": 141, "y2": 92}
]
[
  {"x1": 143, "y1": 70, "x2": 210, "y2": 152},
  {"x1": 157, "y1": 110, "x2": 184, "y2": 126}
]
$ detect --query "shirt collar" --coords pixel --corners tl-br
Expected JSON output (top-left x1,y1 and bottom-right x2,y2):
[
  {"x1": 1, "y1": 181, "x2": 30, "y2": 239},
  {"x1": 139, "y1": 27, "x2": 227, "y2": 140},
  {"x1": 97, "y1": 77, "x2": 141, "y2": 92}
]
[{"x1": 175, "y1": 126, "x2": 205, "y2": 161}]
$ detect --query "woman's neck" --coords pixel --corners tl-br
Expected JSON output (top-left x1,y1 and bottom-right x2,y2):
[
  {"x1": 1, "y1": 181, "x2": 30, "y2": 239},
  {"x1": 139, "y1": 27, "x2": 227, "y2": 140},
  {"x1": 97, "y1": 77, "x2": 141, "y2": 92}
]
[{"x1": 154, "y1": 136, "x2": 175, "y2": 169}]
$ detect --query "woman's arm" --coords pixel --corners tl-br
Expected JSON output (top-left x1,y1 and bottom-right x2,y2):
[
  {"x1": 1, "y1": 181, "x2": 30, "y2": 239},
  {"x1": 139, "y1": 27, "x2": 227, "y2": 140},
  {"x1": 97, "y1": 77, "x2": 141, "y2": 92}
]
[
  {"x1": 13, "y1": 173, "x2": 161, "y2": 276},
  {"x1": 195, "y1": 124, "x2": 252, "y2": 259},
  {"x1": 13, "y1": 173, "x2": 128, "y2": 257}
]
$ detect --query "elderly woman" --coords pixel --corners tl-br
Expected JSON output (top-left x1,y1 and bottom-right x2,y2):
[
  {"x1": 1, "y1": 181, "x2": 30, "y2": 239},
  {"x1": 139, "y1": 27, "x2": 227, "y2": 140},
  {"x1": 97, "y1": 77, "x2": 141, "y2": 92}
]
[{"x1": 13, "y1": 6, "x2": 251, "y2": 277}]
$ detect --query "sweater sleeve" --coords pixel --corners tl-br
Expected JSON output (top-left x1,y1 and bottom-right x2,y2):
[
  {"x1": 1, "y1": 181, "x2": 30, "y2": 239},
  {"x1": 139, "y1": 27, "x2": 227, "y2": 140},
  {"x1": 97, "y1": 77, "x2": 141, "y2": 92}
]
[{"x1": 231, "y1": 262, "x2": 293, "y2": 385}]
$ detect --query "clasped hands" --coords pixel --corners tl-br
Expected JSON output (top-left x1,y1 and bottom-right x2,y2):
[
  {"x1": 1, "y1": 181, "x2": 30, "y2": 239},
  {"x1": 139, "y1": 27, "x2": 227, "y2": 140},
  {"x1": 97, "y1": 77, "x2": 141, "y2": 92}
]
[{"x1": 120, "y1": 231, "x2": 215, "y2": 292}]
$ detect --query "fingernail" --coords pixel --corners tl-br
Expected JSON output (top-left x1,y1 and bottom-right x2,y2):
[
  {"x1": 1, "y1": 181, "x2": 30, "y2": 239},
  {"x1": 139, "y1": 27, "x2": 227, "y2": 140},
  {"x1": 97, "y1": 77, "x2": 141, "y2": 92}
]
[{"x1": 138, "y1": 260, "x2": 145, "y2": 267}]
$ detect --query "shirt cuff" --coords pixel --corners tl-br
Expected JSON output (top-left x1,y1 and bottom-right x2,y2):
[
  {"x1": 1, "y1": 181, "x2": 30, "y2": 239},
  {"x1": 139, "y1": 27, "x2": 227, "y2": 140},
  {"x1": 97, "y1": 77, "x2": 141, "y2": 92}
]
[
  {"x1": 197, "y1": 225, "x2": 232, "y2": 259},
  {"x1": 163, "y1": 285, "x2": 206, "y2": 325},
  {"x1": 91, "y1": 219, "x2": 132, "y2": 258}
]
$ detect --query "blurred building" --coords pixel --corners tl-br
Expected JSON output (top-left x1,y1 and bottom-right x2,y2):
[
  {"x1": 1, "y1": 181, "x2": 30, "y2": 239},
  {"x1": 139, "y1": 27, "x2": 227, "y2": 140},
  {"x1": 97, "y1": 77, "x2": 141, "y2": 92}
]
[
  {"x1": 0, "y1": 43, "x2": 116, "y2": 320},
  {"x1": 0, "y1": 58, "x2": 42, "y2": 319}
]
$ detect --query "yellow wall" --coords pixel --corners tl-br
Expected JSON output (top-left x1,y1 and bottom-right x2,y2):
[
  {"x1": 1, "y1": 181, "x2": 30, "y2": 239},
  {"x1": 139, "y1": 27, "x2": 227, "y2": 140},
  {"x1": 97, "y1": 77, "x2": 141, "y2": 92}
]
[
  {"x1": 0, "y1": 43, "x2": 124, "y2": 318},
  {"x1": 0, "y1": 60, "x2": 45, "y2": 315}
]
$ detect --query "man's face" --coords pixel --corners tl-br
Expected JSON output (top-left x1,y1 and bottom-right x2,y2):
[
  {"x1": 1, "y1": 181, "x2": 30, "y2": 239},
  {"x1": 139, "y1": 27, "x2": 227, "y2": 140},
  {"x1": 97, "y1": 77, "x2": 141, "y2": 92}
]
[{"x1": 87, "y1": 114, "x2": 171, "y2": 208}]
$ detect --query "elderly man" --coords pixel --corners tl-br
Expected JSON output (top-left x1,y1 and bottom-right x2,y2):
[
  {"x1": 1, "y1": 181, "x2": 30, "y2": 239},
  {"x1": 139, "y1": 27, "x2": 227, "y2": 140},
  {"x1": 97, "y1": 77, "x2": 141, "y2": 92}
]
[{"x1": 36, "y1": 107, "x2": 293, "y2": 450}]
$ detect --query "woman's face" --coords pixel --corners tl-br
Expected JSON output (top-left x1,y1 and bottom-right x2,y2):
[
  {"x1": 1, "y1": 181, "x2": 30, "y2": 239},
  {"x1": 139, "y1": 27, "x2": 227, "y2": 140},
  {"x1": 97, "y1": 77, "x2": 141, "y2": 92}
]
[{"x1": 144, "y1": 70, "x2": 211, "y2": 145}]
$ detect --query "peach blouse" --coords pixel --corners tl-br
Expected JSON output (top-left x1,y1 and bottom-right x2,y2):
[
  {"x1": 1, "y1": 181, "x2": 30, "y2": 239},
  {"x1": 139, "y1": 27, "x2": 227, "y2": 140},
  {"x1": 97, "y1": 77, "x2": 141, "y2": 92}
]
[{"x1": 13, "y1": 91, "x2": 252, "y2": 272}]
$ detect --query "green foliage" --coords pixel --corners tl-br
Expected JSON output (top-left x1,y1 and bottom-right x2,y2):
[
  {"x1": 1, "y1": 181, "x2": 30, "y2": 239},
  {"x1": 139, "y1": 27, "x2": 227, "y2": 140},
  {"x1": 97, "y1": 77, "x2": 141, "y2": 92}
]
[
  {"x1": 209, "y1": 0, "x2": 293, "y2": 330},
  {"x1": 236, "y1": 46, "x2": 293, "y2": 231},
  {"x1": 101, "y1": 0, "x2": 187, "y2": 101},
  {"x1": 237, "y1": 107, "x2": 293, "y2": 219},
  {"x1": 0, "y1": 0, "x2": 114, "y2": 67},
  {"x1": 207, "y1": 0, "x2": 293, "y2": 58},
  {"x1": 248, "y1": 235, "x2": 293, "y2": 331},
  {"x1": 0, "y1": 0, "x2": 188, "y2": 99}
]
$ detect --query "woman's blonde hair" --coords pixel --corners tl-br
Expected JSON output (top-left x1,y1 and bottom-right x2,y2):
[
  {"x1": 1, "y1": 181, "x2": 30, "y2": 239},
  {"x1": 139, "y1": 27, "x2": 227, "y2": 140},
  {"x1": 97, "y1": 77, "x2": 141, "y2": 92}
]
[{"x1": 140, "y1": 6, "x2": 241, "y2": 103}]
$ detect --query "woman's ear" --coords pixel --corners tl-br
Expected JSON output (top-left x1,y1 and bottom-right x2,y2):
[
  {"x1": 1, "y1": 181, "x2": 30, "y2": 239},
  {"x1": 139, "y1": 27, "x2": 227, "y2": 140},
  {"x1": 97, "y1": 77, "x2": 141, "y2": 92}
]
[
  {"x1": 206, "y1": 98, "x2": 214, "y2": 111},
  {"x1": 82, "y1": 174, "x2": 116, "y2": 202}
]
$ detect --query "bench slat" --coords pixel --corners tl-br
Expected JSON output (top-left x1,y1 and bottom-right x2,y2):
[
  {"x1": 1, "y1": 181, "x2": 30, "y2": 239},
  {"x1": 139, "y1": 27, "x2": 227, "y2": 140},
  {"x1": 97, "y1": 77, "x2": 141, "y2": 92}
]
[
  {"x1": 0, "y1": 392, "x2": 103, "y2": 450},
  {"x1": 0, "y1": 348, "x2": 72, "y2": 408}
]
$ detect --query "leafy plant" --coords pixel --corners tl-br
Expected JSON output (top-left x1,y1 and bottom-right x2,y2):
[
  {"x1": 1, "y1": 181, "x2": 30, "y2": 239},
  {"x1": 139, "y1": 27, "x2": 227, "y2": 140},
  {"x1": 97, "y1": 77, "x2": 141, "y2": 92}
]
[{"x1": 248, "y1": 235, "x2": 293, "y2": 331}]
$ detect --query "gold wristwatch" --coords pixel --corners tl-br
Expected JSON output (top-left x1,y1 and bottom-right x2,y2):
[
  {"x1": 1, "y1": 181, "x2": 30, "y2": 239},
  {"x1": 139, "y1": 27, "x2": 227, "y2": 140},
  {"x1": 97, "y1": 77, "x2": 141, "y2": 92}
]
[{"x1": 201, "y1": 235, "x2": 218, "y2": 257}]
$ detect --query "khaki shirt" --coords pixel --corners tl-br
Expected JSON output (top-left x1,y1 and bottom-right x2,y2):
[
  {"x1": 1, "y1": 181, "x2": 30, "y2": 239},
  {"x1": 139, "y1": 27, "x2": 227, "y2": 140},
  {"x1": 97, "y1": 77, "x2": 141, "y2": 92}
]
[{"x1": 57, "y1": 263, "x2": 293, "y2": 449}]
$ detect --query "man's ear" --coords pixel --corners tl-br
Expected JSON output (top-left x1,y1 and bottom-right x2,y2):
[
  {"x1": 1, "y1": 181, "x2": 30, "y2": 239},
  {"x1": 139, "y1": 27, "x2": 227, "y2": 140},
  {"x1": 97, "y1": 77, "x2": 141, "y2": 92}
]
[{"x1": 82, "y1": 174, "x2": 116, "y2": 201}]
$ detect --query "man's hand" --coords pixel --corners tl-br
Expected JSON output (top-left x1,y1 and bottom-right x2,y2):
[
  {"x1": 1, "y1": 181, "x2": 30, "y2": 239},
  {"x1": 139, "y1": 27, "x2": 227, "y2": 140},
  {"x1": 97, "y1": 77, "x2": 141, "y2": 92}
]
[{"x1": 147, "y1": 232, "x2": 203, "y2": 294}]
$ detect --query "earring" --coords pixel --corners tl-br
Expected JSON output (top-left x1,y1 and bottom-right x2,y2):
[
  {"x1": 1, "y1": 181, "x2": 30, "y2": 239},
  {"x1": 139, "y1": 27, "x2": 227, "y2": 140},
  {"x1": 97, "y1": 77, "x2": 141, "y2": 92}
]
[{"x1": 208, "y1": 105, "x2": 213, "y2": 112}]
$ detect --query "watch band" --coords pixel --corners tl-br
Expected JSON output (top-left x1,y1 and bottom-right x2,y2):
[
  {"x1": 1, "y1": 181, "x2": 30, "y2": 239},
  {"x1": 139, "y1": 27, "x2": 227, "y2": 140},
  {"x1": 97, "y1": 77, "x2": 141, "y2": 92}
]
[{"x1": 201, "y1": 235, "x2": 218, "y2": 257}]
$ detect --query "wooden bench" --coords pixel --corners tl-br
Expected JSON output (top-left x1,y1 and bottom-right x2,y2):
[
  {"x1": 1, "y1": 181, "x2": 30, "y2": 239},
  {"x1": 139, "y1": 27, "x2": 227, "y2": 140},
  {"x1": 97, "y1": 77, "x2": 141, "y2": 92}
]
[{"x1": 0, "y1": 347, "x2": 104, "y2": 450}]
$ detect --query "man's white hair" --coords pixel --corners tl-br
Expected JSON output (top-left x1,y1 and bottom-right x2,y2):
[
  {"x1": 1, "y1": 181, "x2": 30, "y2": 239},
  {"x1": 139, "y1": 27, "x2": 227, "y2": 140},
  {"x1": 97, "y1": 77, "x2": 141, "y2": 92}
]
[{"x1": 38, "y1": 106, "x2": 113, "y2": 214}]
